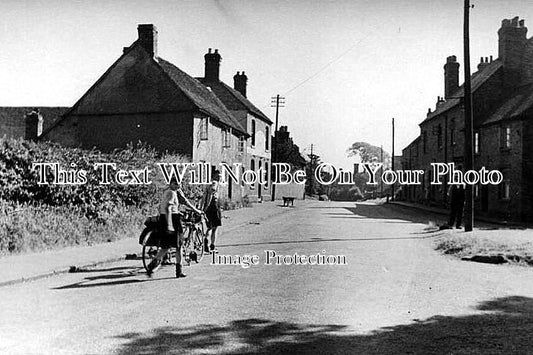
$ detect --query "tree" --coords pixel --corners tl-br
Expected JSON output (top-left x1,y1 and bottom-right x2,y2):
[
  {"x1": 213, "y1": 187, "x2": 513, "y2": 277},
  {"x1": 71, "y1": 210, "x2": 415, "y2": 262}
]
[{"x1": 347, "y1": 142, "x2": 390, "y2": 167}]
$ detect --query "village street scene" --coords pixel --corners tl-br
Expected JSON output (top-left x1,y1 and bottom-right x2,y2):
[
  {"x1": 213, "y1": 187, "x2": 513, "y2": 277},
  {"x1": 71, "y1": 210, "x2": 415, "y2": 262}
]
[{"x1": 1, "y1": 0, "x2": 533, "y2": 354}]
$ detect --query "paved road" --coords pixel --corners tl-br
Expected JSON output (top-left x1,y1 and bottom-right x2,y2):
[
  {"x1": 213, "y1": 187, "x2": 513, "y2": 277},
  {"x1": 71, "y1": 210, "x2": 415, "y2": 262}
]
[{"x1": 2, "y1": 201, "x2": 533, "y2": 354}]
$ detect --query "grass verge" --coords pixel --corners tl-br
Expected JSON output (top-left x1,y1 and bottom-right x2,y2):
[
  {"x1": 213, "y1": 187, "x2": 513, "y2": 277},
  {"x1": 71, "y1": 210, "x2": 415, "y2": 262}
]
[{"x1": 434, "y1": 229, "x2": 533, "y2": 266}]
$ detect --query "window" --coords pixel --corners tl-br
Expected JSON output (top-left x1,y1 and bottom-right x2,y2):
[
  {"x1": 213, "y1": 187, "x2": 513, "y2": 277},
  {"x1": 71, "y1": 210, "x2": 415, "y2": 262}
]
[
  {"x1": 437, "y1": 125, "x2": 443, "y2": 149},
  {"x1": 265, "y1": 126, "x2": 270, "y2": 150},
  {"x1": 474, "y1": 132, "x2": 479, "y2": 154},
  {"x1": 238, "y1": 136, "x2": 245, "y2": 153},
  {"x1": 264, "y1": 161, "x2": 269, "y2": 189},
  {"x1": 250, "y1": 159, "x2": 255, "y2": 189},
  {"x1": 450, "y1": 118, "x2": 456, "y2": 146},
  {"x1": 499, "y1": 180, "x2": 510, "y2": 200},
  {"x1": 199, "y1": 117, "x2": 208, "y2": 140},
  {"x1": 251, "y1": 120, "x2": 256, "y2": 147},
  {"x1": 222, "y1": 128, "x2": 231, "y2": 148},
  {"x1": 500, "y1": 125, "x2": 511, "y2": 149}
]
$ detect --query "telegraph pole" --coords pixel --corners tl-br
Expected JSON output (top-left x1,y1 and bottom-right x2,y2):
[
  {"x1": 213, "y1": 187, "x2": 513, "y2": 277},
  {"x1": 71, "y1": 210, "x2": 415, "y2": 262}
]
[
  {"x1": 270, "y1": 94, "x2": 285, "y2": 201},
  {"x1": 391, "y1": 118, "x2": 395, "y2": 201},
  {"x1": 380, "y1": 145, "x2": 384, "y2": 196},
  {"x1": 463, "y1": 0, "x2": 474, "y2": 231},
  {"x1": 309, "y1": 144, "x2": 314, "y2": 196}
]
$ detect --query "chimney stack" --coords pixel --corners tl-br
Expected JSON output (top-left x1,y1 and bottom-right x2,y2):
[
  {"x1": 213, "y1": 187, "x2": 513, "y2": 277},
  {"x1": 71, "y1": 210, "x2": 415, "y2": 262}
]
[
  {"x1": 477, "y1": 56, "x2": 490, "y2": 71},
  {"x1": 498, "y1": 17, "x2": 527, "y2": 84},
  {"x1": 137, "y1": 24, "x2": 158, "y2": 57},
  {"x1": 204, "y1": 48, "x2": 222, "y2": 81},
  {"x1": 233, "y1": 71, "x2": 248, "y2": 97},
  {"x1": 25, "y1": 108, "x2": 43, "y2": 141},
  {"x1": 444, "y1": 55, "x2": 460, "y2": 99}
]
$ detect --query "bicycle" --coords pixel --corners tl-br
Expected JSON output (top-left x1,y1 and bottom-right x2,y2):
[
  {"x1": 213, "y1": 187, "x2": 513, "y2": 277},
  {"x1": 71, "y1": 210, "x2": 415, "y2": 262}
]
[
  {"x1": 139, "y1": 211, "x2": 207, "y2": 271},
  {"x1": 181, "y1": 211, "x2": 208, "y2": 264}
]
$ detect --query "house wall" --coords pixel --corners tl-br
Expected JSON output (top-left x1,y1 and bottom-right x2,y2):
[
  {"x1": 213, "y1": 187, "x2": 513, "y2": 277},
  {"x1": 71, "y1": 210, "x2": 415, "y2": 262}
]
[
  {"x1": 192, "y1": 115, "x2": 245, "y2": 202},
  {"x1": 477, "y1": 121, "x2": 523, "y2": 220},
  {"x1": 245, "y1": 114, "x2": 272, "y2": 201}
]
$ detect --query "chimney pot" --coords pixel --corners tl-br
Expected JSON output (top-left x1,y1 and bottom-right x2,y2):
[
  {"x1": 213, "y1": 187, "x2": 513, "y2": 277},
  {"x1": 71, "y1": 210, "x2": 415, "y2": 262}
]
[
  {"x1": 519, "y1": 19, "x2": 525, "y2": 27},
  {"x1": 215, "y1": 49, "x2": 218, "y2": 53},
  {"x1": 208, "y1": 48, "x2": 212, "y2": 53}
]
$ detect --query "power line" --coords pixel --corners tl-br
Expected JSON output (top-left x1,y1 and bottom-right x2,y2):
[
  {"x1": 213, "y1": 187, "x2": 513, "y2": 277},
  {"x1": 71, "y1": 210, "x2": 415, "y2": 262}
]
[{"x1": 260, "y1": 34, "x2": 370, "y2": 110}]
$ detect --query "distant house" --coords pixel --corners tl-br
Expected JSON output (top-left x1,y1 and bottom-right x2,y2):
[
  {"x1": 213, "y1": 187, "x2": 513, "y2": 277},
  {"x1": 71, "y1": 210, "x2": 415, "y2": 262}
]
[
  {"x1": 41, "y1": 24, "x2": 251, "y2": 202},
  {"x1": 0, "y1": 107, "x2": 68, "y2": 141},
  {"x1": 402, "y1": 17, "x2": 533, "y2": 222},
  {"x1": 196, "y1": 52, "x2": 273, "y2": 201}
]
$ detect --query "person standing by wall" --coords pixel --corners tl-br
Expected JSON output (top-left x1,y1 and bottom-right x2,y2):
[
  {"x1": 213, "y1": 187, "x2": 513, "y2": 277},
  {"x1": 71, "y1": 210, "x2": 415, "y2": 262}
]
[
  {"x1": 203, "y1": 170, "x2": 222, "y2": 253},
  {"x1": 447, "y1": 183, "x2": 466, "y2": 229}
]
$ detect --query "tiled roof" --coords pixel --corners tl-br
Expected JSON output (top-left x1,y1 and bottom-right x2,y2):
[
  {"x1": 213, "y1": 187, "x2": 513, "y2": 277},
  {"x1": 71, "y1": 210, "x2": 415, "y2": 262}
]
[
  {"x1": 196, "y1": 78, "x2": 272, "y2": 124},
  {"x1": 482, "y1": 83, "x2": 533, "y2": 126},
  {"x1": 0, "y1": 107, "x2": 69, "y2": 139},
  {"x1": 157, "y1": 58, "x2": 248, "y2": 136},
  {"x1": 422, "y1": 60, "x2": 503, "y2": 123}
]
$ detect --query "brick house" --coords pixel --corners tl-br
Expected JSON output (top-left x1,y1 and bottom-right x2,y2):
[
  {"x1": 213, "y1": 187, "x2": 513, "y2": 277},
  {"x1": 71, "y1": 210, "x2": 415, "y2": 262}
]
[
  {"x1": 41, "y1": 24, "x2": 250, "y2": 202},
  {"x1": 196, "y1": 52, "x2": 273, "y2": 201},
  {"x1": 401, "y1": 17, "x2": 533, "y2": 222}
]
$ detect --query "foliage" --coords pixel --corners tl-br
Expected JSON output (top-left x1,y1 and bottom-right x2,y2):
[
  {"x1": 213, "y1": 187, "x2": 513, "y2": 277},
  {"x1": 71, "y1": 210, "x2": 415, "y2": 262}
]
[
  {"x1": 0, "y1": 137, "x2": 196, "y2": 219},
  {"x1": 0, "y1": 137, "x2": 205, "y2": 254},
  {"x1": 346, "y1": 141, "x2": 390, "y2": 167}
]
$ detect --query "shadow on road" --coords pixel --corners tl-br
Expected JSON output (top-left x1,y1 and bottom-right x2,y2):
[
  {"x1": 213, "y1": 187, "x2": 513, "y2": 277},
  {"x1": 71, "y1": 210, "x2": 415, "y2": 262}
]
[
  {"x1": 52, "y1": 266, "x2": 151, "y2": 290},
  {"x1": 114, "y1": 296, "x2": 533, "y2": 354},
  {"x1": 334, "y1": 203, "x2": 504, "y2": 231}
]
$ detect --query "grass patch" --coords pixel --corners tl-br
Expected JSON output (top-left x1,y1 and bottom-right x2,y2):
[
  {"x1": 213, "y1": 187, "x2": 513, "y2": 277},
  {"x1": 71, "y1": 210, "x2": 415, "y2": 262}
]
[
  {"x1": 434, "y1": 230, "x2": 533, "y2": 265},
  {"x1": 0, "y1": 202, "x2": 148, "y2": 255}
]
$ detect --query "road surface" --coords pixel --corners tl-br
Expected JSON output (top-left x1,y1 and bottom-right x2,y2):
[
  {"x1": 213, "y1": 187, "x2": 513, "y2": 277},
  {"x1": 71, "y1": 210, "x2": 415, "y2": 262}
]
[{"x1": 1, "y1": 200, "x2": 533, "y2": 354}]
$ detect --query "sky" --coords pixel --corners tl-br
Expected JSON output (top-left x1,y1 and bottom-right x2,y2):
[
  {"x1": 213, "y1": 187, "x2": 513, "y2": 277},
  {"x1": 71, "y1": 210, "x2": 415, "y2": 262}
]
[{"x1": 1, "y1": 0, "x2": 532, "y2": 169}]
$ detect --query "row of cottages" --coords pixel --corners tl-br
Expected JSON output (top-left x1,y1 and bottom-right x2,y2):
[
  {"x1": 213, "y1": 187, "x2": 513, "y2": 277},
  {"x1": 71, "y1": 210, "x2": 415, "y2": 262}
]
[
  {"x1": 40, "y1": 24, "x2": 273, "y2": 203},
  {"x1": 401, "y1": 17, "x2": 533, "y2": 222}
]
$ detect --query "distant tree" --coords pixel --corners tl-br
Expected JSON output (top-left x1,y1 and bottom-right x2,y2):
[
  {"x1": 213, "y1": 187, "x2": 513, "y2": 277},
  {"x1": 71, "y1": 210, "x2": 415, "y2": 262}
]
[
  {"x1": 346, "y1": 142, "x2": 390, "y2": 167},
  {"x1": 346, "y1": 142, "x2": 392, "y2": 198}
]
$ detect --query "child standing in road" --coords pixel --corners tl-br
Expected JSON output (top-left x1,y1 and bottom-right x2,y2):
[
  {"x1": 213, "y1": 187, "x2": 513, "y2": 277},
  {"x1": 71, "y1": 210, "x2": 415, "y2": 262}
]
[
  {"x1": 202, "y1": 170, "x2": 222, "y2": 253},
  {"x1": 146, "y1": 177, "x2": 203, "y2": 278}
]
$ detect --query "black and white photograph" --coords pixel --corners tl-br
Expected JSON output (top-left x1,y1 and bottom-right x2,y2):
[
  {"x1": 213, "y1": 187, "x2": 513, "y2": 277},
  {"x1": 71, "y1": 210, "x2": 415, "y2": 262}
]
[{"x1": 1, "y1": 0, "x2": 533, "y2": 353}]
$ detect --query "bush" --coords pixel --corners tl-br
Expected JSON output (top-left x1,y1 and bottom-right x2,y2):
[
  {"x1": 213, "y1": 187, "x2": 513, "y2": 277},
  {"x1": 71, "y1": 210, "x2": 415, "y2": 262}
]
[
  {"x1": 0, "y1": 137, "x2": 201, "y2": 219},
  {"x1": 0, "y1": 137, "x2": 205, "y2": 254}
]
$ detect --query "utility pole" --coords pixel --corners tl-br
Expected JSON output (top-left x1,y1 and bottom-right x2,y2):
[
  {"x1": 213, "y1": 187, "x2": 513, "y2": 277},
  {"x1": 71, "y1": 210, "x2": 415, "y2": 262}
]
[
  {"x1": 270, "y1": 94, "x2": 285, "y2": 201},
  {"x1": 380, "y1": 145, "x2": 384, "y2": 197},
  {"x1": 309, "y1": 143, "x2": 314, "y2": 196},
  {"x1": 463, "y1": 0, "x2": 474, "y2": 231},
  {"x1": 391, "y1": 118, "x2": 395, "y2": 201}
]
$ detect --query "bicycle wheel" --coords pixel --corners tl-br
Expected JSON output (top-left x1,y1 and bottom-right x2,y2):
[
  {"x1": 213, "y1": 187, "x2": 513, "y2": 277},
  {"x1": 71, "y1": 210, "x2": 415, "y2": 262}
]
[
  {"x1": 193, "y1": 227, "x2": 205, "y2": 262},
  {"x1": 142, "y1": 229, "x2": 160, "y2": 271},
  {"x1": 182, "y1": 226, "x2": 194, "y2": 265}
]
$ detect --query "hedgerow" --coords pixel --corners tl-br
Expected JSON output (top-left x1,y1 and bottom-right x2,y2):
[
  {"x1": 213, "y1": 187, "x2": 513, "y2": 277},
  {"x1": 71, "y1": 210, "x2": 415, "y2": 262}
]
[{"x1": 0, "y1": 137, "x2": 203, "y2": 254}]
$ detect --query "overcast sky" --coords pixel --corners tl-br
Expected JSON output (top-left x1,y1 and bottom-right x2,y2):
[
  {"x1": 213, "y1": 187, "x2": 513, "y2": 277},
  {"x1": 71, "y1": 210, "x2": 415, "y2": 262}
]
[{"x1": 1, "y1": 0, "x2": 532, "y2": 168}]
